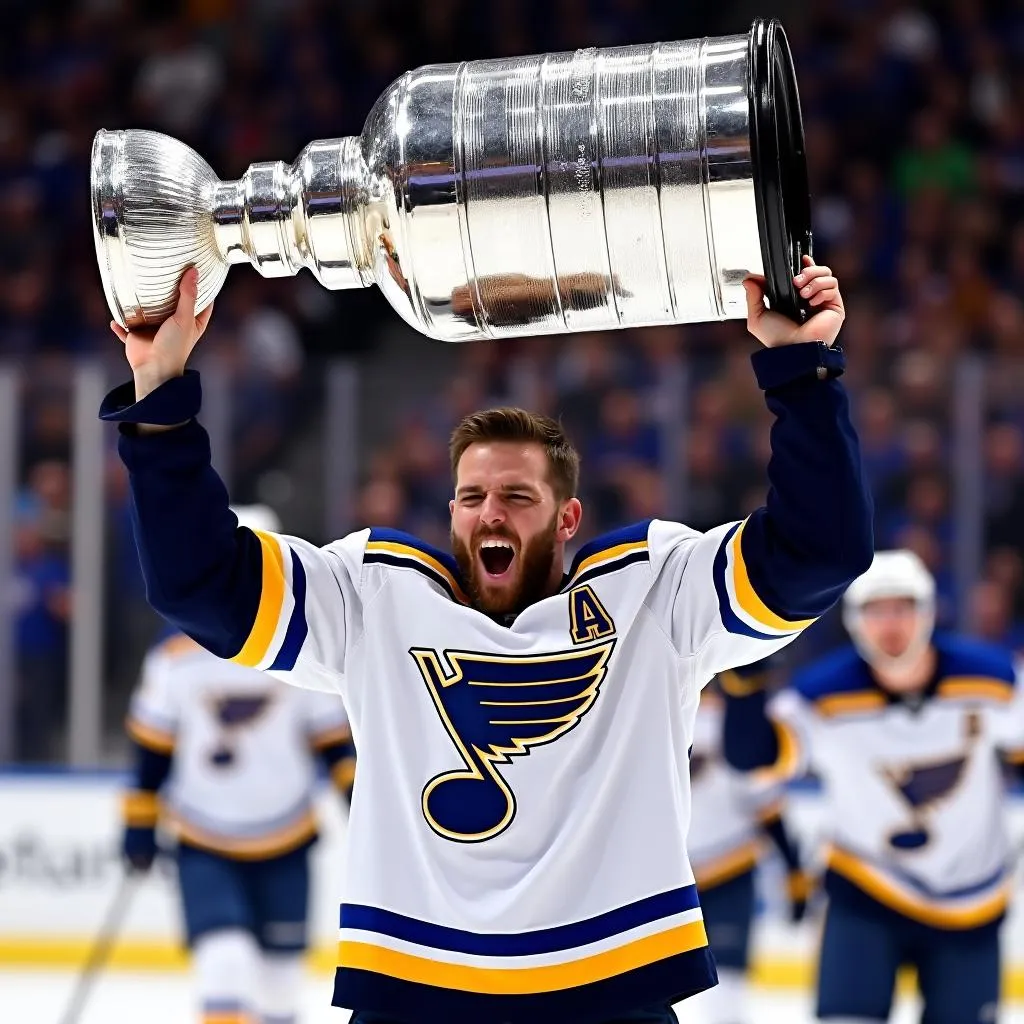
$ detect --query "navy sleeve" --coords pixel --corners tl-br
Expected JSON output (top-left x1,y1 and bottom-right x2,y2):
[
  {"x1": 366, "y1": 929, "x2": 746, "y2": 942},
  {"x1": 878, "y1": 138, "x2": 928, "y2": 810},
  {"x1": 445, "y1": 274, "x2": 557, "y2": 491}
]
[
  {"x1": 760, "y1": 813, "x2": 802, "y2": 872},
  {"x1": 744, "y1": 342, "x2": 874, "y2": 620},
  {"x1": 133, "y1": 742, "x2": 173, "y2": 794},
  {"x1": 721, "y1": 681, "x2": 780, "y2": 771},
  {"x1": 102, "y1": 373, "x2": 263, "y2": 658}
]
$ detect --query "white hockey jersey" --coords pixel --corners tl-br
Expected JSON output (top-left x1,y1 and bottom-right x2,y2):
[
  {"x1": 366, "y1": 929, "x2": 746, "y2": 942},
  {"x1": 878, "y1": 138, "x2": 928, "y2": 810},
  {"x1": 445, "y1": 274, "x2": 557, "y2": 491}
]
[
  {"x1": 767, "y1": 634, "x2": 1024, "y2": 928},
  {"x1": 127, "y1": 633, "x2": 351, "y2": 859},
  {"x1": 226, "y1": 518, "x2": 820, "y2": 1019},
  {"x1": 688, "y1": 689, "x2": 782, "y2": 890}
]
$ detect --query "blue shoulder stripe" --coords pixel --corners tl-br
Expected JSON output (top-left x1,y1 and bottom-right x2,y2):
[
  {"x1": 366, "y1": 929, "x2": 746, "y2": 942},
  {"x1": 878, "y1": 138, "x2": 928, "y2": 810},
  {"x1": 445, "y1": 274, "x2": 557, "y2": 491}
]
[
  {"x1": 566, "y1": 521, "x2": 652, "y2": 579},
  {"x1": 367, "y1": 528, "x2": 462, "y2": 578},
  {"x1": 712, "y1": 524, "x2": 779, "y2": 641}
]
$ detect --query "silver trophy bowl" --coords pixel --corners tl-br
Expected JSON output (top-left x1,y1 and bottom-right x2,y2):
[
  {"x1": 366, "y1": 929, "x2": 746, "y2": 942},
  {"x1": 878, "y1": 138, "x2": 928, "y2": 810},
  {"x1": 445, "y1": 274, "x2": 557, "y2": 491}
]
[{"x1": 91, "y1": 18, "x2": 811, "y2": 341}]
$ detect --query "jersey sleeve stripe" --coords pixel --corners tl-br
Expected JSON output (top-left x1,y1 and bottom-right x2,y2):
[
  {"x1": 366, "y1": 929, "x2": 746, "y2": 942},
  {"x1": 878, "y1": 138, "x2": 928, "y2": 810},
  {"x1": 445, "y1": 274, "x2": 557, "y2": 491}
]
[
  {"x1": 122, "y1": 790, "x2": 160, "y2": 827},
  {"x1": 712, "y1": 525, "x2": 782, "y2": 641},
  {"x1": 937, "y1": 678, "x2": 1014, "y2": 703},
  {"x1": 729, "y1": 521, "x2": 816, "y2": 633},
  {"x1": 337, "y1": 919, "x2": 707, "y2": 994},
  {"x1": 231, "y1": 530, "x2": 288, "y2": 667},
  {"x1": 267, "y1": 548, "x2": 309, "y2": 672},
  {"x1": 571, "y1": 541, "x2": 649, "y2": 580},
  {"x1": 126, "y1": 717, "x2": 175, "y2": 755}
]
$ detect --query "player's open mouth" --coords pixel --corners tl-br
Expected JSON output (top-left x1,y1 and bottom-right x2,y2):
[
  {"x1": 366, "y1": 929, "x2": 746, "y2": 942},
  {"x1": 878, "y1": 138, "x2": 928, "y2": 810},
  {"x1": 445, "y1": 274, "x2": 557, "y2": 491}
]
[{"x1": 478, "y1": 539, "x2": 516, "y2": 580}]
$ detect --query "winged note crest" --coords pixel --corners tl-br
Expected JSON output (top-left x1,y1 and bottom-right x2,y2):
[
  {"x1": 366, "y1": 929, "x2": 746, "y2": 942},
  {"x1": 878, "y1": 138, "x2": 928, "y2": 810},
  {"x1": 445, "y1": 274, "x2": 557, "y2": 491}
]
[{"x1": 411, "y1": 640, "x2": 616, "y2": 842}]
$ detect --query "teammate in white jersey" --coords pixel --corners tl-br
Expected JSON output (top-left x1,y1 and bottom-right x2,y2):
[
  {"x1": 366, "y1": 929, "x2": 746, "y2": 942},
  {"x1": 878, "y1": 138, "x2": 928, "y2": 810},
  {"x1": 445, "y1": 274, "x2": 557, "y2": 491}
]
[
  {"x1": 121, "y1": 507, "x2": 355, "y2": 1024},
  {"x1": 688, "y1": 662, "x2": 809, "y2": 1024},
  {"x1": 723, "y1": 550, "x2": 1024, "y2": 1024},
  {"x1": 100, "y1": 258, "x2": 871, "y2": 1024}
]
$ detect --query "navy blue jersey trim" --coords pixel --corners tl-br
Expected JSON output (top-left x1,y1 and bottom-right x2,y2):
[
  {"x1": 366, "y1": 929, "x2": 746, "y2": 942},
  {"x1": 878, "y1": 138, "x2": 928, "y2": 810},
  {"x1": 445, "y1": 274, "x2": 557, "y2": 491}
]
[
  {"x1": 564, "y1": 549, "x2": 651, "y2": 591},
  {"x1": 332, "y1": 944, "x2": 717, "y2": 1023},
  {"x1": 711, "y1": 524, "x2": 783, "y2": 641},
  {"x1": 364, "y1": 551, "x2": 463, "y2": 603},
  {"x1": 340, "y1": 884, "x2": 699, "y2": 957},
  {"x1": 268, "y1": 548, "x2": 308, "y2": 671},
  {"x1": 368, "y1": 528, "x2": 463, "y2": 579},
  {"x1": 566, "y1": 521, "x2": 652, "y2": 579}
]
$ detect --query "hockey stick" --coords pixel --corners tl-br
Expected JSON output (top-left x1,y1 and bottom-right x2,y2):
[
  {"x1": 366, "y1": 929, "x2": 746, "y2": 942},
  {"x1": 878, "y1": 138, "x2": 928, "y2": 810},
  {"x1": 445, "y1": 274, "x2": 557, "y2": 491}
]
[{"x1": 57, "y1": 869, "x2": 142, "y2": 1024}]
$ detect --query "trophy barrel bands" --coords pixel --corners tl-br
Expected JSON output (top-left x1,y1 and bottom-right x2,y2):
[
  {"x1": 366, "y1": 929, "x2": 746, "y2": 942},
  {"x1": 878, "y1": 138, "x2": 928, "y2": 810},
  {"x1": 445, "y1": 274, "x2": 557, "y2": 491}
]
[{"x1": 399, "y1": 33, "x2": 765, "y2": 341}]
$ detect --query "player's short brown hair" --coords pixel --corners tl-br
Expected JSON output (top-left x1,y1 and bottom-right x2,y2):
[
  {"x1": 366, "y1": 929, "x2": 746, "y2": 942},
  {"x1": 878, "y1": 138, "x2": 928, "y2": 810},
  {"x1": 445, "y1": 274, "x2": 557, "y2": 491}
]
[{"x1": 449, "y1": 408, "x2": 580, "y2": 500}]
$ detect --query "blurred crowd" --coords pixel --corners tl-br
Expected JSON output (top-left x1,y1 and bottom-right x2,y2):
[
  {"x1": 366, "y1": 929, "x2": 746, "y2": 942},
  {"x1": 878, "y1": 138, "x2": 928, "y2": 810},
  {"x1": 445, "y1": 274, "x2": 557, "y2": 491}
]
[{"x1": 3, "y1": 0, "x2": 1024, "y2": 759}]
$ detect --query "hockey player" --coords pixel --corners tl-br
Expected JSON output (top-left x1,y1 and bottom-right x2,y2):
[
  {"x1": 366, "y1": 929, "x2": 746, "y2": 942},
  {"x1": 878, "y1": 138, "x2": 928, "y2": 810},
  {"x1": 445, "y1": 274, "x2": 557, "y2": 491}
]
[
  {"x1": 101, "y1": 258, "x2": 871, "y2": 1024},
  {"x1": 723, "y1": 550, "x2": 1023, "y2": 1024},
  {"x1": 121, "y1": 506, "x2": 355, "y2": 1024},
  {"x1": 687, "y1": 662, "x2": 809, "y2": 1024}
]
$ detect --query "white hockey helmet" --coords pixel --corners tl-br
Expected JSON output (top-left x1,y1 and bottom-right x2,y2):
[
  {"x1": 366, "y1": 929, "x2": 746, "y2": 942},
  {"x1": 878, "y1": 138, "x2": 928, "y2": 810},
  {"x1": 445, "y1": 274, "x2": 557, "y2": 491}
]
[
  {"x1": 230, "y1": 503, "x2": 282, "y2": 534},
  {"x1": 842, "y1": 549, "x2": 936, "y2": 669}
]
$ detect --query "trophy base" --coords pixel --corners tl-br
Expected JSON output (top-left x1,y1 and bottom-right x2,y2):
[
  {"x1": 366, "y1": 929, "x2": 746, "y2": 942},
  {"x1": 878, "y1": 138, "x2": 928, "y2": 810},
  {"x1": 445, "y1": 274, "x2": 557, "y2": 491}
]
[{"x1": 748, "y1": 18, "x2": 813, "y2": 324}]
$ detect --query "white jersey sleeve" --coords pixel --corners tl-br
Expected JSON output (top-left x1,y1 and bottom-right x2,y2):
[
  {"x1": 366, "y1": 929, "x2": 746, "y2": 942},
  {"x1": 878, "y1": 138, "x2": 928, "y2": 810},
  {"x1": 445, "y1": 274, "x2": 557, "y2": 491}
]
[
  {"x1": 645, "y1": 519, "x2": 821, "y2": 681},
  {"x1": 227, "y1": 528, "x2": 371, "y2": 693},
  {"x1": 985, "y1": 656, "x2": 1024, "y2": 759},
  {"x1": 126, "y1": 637, "x2": 187, "y2": 754}
]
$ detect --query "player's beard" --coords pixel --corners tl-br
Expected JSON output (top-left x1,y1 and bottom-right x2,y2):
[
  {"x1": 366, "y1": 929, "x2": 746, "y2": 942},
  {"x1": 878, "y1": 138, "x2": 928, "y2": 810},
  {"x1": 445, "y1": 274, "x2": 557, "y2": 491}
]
[{"x1": 452, "y1": 513, "x2": 560, "y2": 617}]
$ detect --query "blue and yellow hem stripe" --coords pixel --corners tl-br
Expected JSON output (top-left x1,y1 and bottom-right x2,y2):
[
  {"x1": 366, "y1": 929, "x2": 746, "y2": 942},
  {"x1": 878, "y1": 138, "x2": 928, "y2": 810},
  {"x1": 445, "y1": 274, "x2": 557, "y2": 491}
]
[
  {"x1": 173, "y1": 809, "x2": 318, "y2": 860},
  {"x1": 826, "y1": 846, "x2": 1010, "y2": 929}
]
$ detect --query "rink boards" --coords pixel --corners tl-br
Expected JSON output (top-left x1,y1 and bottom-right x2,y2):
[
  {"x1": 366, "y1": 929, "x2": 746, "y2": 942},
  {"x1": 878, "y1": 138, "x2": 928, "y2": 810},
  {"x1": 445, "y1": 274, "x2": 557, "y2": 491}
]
[{"x1": 3, "y1": 770, "x2": 1024, "y2": 995}]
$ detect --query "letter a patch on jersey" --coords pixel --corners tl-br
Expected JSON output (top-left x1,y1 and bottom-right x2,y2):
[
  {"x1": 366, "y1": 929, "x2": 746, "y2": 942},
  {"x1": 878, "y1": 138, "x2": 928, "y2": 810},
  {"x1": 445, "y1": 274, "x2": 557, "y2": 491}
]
[{"x1": 410, "y1": 642, "x2": 616, "y2": 843}]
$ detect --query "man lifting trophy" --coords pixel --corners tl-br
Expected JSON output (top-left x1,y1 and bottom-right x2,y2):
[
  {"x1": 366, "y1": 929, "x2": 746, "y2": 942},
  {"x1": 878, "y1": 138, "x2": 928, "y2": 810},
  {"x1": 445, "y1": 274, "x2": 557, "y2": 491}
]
[
  {"x1": 91, "y1": 18, "x2": 813, "y2": 341},
  {"x1": 96, "y1": 17, "x2": 871, "y2": 1024}
]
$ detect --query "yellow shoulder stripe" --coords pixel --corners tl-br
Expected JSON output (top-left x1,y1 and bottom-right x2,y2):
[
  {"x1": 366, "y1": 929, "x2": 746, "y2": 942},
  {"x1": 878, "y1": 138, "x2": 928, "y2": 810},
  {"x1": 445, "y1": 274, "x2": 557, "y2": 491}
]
[
  {"x1": 937, "y1": 677, "x2": 1014, "y2": 703},
  {"x1": 815, "y1": 691, "x2": 886, "y2": 717},
  {"x1": 569, "y1": 541, "x2": 648, "y2": 583},
  {"x1": 365, "y1": 540, "x2": 469, "y2": 603}
]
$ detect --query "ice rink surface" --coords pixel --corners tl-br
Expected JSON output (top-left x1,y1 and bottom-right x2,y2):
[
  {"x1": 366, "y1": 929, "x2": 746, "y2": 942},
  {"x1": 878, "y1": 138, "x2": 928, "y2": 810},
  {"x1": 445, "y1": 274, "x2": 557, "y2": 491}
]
[{"x1": 4, "y1": 970, "x2": 1021, "y2": 1024}]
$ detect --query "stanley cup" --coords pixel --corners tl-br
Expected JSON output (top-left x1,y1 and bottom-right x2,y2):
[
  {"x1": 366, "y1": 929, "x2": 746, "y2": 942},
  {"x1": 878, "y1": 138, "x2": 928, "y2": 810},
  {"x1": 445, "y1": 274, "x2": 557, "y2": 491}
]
[{"x1": 91, "y1": 18, "x2": 812, "y2": 342}]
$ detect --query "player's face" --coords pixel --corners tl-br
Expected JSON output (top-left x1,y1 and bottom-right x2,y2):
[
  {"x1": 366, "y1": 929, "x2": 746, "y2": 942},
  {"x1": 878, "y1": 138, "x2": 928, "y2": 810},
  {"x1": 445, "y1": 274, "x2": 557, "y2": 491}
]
[
  {"x1": 450, "y1": 441, "x2": 581, "y2": 616},
  {"x1": 856, "y1": 597, "x2": 925, "y2": 660}
]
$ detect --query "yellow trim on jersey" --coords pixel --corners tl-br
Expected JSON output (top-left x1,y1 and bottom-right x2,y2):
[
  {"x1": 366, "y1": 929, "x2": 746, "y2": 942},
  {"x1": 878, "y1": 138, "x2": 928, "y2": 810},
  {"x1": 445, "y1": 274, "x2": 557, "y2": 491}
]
[
  {"x1": 754, "y1": 720, "x2": 802, "y2": 785},
  {"x1": 126, "y1": 716, "x2": 175, "y2": 755},
  {"x1": 826, "y1": 846, "x2": 1010, "y2": 929},
  {"x1": 174, "y1": 809, "x2": 317, "y2": 860},
  {"x1": 693, "y1": 840, "x2": 762, "y2": 890},
  {"x1": 729, "y1": 521, "x2": 815, "y2": 633},
  {"x1": 937, "y1": 677, "x2": 1014, "y2": 703},
  {"x1": 718, "y1": 669, "x2": 767, "y2": 697},
  {"x1": 755, "y1": 799, "x2": 784, "y2": 825},
  {"x1": 338, "y1": 919, "x2": 707, "y2": 994},
  {"x1": 231, "y1": 530, "x2": 287, "y2": 668},
  {"x1": 815, "y1": 690, "x2": 887, "y2": 717},
  {"x1": 310, "y1": 723, "x2": 352, "y2": 751},
  {"x1": 122, "y1": 790, "x2": 160, "y2": 828},
  {"x1": 332, "y1": 758, "x2": 356, "y2": 793},
  {"x1": 787, "y1": 870, "x2": 814, "y2": 903},
  {"x1": 203, "y1": 1014, "x2": 253, "y2": 1024},
  {"x1": 365, "y1": 540, "x2": 469, "y2": 603},
  {"x1": 569, "y1": 540, "x2": 649, "y2": 583},
  {"x1": 1002, "y1": 748, "x2": 1024, "y2": 765}
]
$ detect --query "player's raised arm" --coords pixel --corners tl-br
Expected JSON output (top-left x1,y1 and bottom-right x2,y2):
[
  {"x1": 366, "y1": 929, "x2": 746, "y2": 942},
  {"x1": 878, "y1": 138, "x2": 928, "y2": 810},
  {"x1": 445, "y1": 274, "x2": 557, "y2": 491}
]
[
  {"x1": 647, "y1": 258, "x2": 873, "y2": 679},
  {"x1": 102, "y1": 270, "x2": 360, "y2": 690}
]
